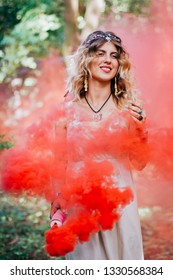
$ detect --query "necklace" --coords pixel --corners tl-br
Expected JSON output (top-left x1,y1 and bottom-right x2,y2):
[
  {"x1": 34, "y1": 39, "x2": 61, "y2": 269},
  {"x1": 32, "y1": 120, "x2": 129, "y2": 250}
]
[{"x1": 84, "y1": 93, "x2": 112, "y2": 121}]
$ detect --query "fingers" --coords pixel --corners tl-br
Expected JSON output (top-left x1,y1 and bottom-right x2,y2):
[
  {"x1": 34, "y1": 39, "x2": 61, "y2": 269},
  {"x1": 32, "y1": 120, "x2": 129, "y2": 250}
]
[
  {"x1": 50, "y1": 200, "x2": 61, "y2": 219},
  {"x1": 126, "y1": 101, "x2": 146, "y2": 123}
]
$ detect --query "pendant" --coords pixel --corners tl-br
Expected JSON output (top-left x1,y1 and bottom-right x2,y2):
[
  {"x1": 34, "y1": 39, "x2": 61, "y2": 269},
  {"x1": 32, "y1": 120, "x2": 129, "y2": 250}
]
[{"x1": 94, "y1": 113, "x2": 102, "y2": 121}]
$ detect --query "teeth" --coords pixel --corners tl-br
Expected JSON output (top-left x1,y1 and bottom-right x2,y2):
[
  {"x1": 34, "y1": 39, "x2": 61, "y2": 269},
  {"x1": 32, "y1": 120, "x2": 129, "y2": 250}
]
[{"x1": 101, "y1": 67, "x2": 111, "y2": 71}]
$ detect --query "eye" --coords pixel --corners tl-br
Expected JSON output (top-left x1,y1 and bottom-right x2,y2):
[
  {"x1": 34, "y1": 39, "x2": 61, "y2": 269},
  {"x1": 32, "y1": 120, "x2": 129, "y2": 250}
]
[
  {"x1": 96, "y1": 51, "x2": 105, "y2": 57},
  {"x1": 111, "y1": 53, "x2": 120, "y2": 59}
]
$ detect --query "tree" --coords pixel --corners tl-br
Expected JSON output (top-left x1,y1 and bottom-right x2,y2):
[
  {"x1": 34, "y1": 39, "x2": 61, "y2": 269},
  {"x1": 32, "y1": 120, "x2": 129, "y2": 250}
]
[
  {"x1": 0, "y1": 0, "x2": 64, "y2": 42},
  {"x1": 0, "y1": 0, "x2": 151, "y2": 83},
  {"x1": 80, "y1": 0, "x2": 105, "y2": 41},
  {"x1": 63, "y1": 0, "x2": 80, "y2": 57},
  {"x1": 0, "y1": 6, "x2": 63, "y2": 82}
]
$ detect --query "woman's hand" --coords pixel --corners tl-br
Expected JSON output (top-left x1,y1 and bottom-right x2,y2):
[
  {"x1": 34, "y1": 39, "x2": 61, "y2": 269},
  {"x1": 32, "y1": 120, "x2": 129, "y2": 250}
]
[
  {"x1": 126, "y1": 101, "x2": 146, "y2": 124},
  {"x1": 50, "y1": 198, "x2": 61, "y2": 219}
]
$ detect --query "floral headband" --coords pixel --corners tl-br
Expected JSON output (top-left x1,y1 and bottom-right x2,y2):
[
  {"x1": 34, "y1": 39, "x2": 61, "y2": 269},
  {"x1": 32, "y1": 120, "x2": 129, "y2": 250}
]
[{"x1": 86, "y1": 33, "x2": 121, "y2": 44}]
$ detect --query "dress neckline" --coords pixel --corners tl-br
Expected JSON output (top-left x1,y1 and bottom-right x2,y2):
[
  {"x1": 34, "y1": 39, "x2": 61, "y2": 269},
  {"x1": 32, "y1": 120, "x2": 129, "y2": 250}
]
[{"x1": 70, "y1": 98, "x2": 124, "y2": 123}]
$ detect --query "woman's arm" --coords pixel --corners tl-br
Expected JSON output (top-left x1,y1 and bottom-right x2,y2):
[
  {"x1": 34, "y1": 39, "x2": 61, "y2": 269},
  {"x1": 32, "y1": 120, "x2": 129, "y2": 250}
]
[{"x1": 126, "y1": 101, "x2": 149, "y2": 170}]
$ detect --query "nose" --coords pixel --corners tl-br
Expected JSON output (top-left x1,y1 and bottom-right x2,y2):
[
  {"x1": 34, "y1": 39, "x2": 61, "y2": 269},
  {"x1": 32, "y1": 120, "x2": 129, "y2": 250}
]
[{"x1": 104, "y1": 53, "x2": 111, "y2": 63}]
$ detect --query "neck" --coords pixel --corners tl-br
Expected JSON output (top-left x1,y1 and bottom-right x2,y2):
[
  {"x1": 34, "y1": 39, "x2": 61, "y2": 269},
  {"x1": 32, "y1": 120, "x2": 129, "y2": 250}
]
[{"x1": 86, "y1": 80, "x2": 111, "y2": 107}]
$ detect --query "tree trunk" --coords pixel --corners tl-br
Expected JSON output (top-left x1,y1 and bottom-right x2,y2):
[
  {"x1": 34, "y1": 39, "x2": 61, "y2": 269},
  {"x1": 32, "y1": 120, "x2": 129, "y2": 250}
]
[
  {"x1": 80, "y1": 0, "x2": 105, "y2": 41},
  {"x1": 62, "y1": 0, "x2": 105, "y2": 62},
  {"x1": 63, "y1": 0, "x2": 80, "y2": 58}
]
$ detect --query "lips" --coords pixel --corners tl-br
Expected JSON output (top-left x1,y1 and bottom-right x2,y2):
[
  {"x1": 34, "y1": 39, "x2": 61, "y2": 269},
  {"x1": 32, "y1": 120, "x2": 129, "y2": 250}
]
[{"x1": 100, "y1": 65, "x2": 112, "y2": 73}]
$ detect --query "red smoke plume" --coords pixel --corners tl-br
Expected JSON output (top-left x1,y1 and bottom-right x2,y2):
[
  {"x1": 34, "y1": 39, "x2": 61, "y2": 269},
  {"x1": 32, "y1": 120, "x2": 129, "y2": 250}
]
[
  {"x1": 1, "y1": 99, "x2": 173, "y2": 255},
  {"x1": 1, "y1": 0, "x2": 173, "y2": 257},
  {"x1": 1, "y1": 105, "x2": 135, "y2": 256},
  {"x1": 102, "y1": 0, "x2": 173, "y2": 209}
]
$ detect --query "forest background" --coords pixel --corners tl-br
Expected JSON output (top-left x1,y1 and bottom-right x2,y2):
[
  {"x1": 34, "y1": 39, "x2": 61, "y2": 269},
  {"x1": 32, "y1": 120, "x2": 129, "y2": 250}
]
[{"x1": 0, "y1": 0, "x2": 173, "y2": 260}]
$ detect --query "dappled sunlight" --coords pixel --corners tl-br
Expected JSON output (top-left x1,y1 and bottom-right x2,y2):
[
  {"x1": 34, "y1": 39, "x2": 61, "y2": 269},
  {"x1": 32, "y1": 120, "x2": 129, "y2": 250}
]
[{"x1": 0, "y1": 51, "x2": 66, "y2": 134}]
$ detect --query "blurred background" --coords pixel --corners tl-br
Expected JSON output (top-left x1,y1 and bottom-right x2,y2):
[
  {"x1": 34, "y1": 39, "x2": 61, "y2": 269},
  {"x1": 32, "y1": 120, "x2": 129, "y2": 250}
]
[{"x1": 0, "y1": 0, "x2": 173, "y2": 260}]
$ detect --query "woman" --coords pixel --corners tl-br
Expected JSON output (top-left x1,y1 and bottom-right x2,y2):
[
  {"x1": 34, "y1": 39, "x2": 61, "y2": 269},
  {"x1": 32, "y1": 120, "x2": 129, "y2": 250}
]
[{"x1": 50, "y1": 30, "x2": 147, "y2": 260}]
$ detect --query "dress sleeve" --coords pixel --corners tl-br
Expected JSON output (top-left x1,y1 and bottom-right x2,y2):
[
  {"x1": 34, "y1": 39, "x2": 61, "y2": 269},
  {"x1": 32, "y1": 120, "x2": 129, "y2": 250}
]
[{"x1": 128, "y1": 118, "x2": 149, "y2": 171}]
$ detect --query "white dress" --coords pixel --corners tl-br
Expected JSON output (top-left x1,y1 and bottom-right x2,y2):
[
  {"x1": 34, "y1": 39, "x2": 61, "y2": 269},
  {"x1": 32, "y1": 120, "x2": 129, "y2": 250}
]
[{"x1": 63, "y1": 101, "x2": 144, "y2": 260}]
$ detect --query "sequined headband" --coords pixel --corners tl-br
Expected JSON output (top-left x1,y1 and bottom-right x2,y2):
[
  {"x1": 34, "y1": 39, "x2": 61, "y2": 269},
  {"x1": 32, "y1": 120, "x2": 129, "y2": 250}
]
[{"x1": 86, "y1": 33, "x2": 121, "y2": 44}]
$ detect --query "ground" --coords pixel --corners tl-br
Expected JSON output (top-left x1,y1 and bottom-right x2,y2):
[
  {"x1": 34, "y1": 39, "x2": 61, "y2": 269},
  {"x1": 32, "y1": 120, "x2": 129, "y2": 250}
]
[{"x1": 0, "y1": 190, "x2": 172, "y2": 260}]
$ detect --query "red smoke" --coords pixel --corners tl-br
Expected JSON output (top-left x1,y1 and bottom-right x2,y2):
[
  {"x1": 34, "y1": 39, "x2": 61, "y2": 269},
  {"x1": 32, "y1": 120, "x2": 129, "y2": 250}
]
[
  {"x1": 45, "y1": 160, "x2": 133, "y2": 256},
  {"x1": 1, "y1": 99, "x2": 173, "y2": 255},
  {"x1": 1, "y1": 106, "x2": 136, "y2": 256},
  {"x1": 103, "y1": 0, "x2": 173, "y2": 127},
  {"x1": 1, "y1": 0, "x2": 173, "y2": 257},
  {"x1": 0, "y1": 50, "x2": 66, "y2": 136},
  {"x1": 102, "y1": 0, "x2": 173, "y2": 209}
]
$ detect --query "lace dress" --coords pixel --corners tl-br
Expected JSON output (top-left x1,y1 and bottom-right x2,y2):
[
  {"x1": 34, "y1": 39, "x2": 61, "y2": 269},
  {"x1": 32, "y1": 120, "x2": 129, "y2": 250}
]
[{"x1": 64, "y1": 101, "x2": 144, "y2": 260}]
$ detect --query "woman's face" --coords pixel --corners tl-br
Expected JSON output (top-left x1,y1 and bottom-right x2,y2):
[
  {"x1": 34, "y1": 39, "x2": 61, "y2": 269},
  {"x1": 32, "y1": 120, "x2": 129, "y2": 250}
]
[{"x1": 89, "y1": 42, "x2": 119, "y2": 83}]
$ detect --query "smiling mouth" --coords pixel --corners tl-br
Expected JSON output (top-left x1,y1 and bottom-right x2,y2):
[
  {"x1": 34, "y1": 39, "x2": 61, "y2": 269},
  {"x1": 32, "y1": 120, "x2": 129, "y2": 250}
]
[{"x1": 100, "y1": 66, "x2": 112, "y2": 72}]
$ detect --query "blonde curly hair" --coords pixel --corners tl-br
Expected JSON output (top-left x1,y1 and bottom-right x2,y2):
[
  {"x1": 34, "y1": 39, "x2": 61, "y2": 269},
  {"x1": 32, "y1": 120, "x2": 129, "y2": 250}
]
[{"x1": 66, "y1": 30, "x2": 138, "y2": 108}]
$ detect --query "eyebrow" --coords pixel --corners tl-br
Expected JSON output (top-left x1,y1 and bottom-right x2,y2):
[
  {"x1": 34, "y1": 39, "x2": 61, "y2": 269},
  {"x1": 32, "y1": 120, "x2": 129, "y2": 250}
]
[{"x1": 97, "y1": 49, "x2": 119, "y2": 54}]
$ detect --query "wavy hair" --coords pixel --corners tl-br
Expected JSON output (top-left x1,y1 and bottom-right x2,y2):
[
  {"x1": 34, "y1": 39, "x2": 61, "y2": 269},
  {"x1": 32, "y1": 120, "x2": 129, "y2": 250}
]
[{"x1": 66, "y1": 30, "x2": 138, "y2": 108}]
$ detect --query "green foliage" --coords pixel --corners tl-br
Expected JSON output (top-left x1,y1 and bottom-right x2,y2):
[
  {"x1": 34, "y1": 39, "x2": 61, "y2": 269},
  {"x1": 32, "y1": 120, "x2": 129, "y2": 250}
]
[
  {"x1": 0, "y1": 0, "x2": 24, "y2": 41},
  {"x1": 0, "y1": 190, "x2": 62, "y2": 260},
  {"x1": 0, "y1": 0, "x2": 64, "y2": 41},
  {"x1": 0, "y1": 135, "x2": 13, "y2": 151},
  {"x1": 0, "y1": 2, "x2": 64, "y2": 82},
  {"x1": 105, "y1": 0, "x2": 151, "y2": 15},
  {"x1": 0, "y1": 0, "x2": 151, "y2": 83}
]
